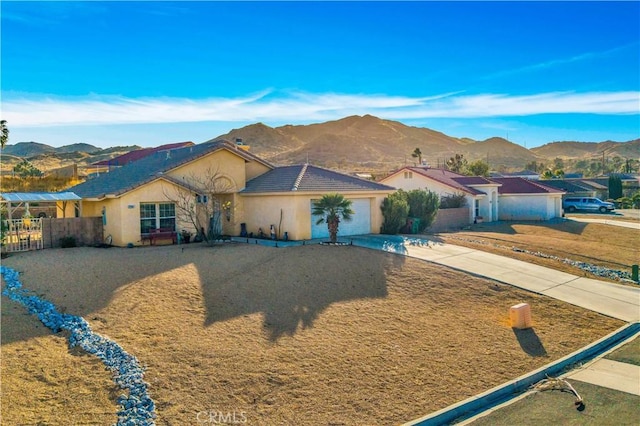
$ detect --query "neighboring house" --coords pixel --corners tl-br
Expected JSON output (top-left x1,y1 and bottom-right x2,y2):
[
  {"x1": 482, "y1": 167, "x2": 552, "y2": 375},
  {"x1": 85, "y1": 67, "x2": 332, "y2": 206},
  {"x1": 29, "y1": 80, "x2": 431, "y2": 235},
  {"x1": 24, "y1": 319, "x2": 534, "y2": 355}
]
[
  {"x1": 380, "y1": 167, "x2": 565, "y2": 224},
  {"x1": 379, "y1": 167, "x2": 500, "y2": 223},
  {"x1": 490, "y1": 170, "x2": 540, "y2": 180},
  {"x1": 68, "y1": 140, "x2": 394, "y2": 246},
  {"x1": 540, "y1": 175, "x2": 639, "y2": 200},
  {"x1": 89, "y1": 141, "x2": 195, "y2": 175},
  {"x1": 540, "y1": 179, "x2": 601, "y2": 199},
  {"x1": 490, "y1": 177, "x2": 565, "y2": 221}
]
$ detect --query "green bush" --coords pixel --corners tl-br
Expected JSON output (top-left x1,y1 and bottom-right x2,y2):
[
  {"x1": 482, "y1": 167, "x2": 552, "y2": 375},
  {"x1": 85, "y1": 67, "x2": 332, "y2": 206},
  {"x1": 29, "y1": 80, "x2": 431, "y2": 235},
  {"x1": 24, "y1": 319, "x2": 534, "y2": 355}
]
[
  {"x1": 406, "y1": 189, "x2": 440, "y2": 233},
  {"x1": 380, "y1": 191, "x2": 409, "y2": 234},
  {"x1": 440, "y1": 193, "x2": 467, "y2": 209},
  {"x1": 380, "y1": 189, "x2": 440, "y2": 234}
]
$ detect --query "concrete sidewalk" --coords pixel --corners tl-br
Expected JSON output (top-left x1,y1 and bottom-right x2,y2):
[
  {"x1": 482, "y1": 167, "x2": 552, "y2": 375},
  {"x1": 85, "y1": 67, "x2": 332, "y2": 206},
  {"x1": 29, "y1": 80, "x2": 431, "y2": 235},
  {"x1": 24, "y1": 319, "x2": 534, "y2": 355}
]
[
  {"x1": 350, "y1": 235, "x2": 640, "y2": 322},
  {"x1": 567, "y1": 357, "x2": 640, "y2": 396},
  {"x1": 567, "y1": 217, "x2": 640, "y2": 229}
]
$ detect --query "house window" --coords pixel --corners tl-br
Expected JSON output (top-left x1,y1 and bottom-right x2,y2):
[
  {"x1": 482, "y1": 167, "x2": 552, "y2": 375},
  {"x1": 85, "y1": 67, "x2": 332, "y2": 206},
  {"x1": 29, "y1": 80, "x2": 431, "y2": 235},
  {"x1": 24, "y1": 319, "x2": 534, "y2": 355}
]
[
  {"x1": 474, "y1": 199, "x2": 480, "y2": 218},
  {"x1": 404, "y1": 171, "x2": 413, "y2": 179},
  {"x1": 196, "y1": 194, "x2": 208, "y2": 204},
  {"x1": 140, "y1": 202, "x2": 176, "y2": 234}
]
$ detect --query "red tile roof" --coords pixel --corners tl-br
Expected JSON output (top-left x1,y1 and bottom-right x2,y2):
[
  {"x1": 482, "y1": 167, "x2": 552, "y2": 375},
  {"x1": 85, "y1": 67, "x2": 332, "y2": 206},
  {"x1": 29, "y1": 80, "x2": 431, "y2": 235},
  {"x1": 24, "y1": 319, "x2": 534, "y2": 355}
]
[
  {"x1": 490, "y1": 177, "x2": 565, "y2": 194},
  {"x1": 92, "y1": 141, "x2": 194, "y2": 166}
]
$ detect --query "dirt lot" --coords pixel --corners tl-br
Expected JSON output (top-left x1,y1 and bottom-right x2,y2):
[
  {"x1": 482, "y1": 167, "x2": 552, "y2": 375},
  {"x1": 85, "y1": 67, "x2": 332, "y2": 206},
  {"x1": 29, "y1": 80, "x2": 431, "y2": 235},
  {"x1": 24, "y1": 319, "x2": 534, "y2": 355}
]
[{"x1": 0, "y1": 222, "x2": 633, "y2": 425}]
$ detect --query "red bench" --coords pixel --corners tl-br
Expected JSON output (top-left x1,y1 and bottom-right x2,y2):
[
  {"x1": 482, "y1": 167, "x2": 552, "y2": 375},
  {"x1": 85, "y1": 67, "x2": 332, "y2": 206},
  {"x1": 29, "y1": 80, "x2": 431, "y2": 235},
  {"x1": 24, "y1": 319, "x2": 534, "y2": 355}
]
[{"x1": 141, "y1": 228, "x2": 177, "y2": 245}]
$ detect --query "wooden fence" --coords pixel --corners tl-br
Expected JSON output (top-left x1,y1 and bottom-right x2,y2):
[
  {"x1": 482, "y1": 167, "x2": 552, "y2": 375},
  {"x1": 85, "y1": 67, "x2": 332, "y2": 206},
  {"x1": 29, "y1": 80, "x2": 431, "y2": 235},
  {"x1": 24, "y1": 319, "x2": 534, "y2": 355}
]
[
  {"x1": 42, "y1": 217, "x2": 103, "y2": 249},
  {"x1": 429, "y1": 207, "x2": 471, "y2": 232}
]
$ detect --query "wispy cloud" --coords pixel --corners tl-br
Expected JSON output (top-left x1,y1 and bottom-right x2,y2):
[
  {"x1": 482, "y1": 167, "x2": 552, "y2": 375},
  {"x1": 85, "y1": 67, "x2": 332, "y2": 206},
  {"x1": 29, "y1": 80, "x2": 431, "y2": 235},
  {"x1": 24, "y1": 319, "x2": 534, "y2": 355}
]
[
  {"x1": 483, "y1": 42, "x2": 640, "y2": 80},
  {"x1": 3, "y1": 90, "x2": 638, "y2": 128}
]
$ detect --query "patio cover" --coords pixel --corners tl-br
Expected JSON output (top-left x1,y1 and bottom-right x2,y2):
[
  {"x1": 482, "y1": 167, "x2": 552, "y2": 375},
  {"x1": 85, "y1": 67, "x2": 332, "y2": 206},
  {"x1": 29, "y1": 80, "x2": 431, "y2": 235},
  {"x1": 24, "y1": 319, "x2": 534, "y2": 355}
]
[
  {"x1": 0, "y1": 192, "x2": 81, "y2": 203},
  {"x1": 1, "y1": 192, "x2": 81, "y2": 218}
]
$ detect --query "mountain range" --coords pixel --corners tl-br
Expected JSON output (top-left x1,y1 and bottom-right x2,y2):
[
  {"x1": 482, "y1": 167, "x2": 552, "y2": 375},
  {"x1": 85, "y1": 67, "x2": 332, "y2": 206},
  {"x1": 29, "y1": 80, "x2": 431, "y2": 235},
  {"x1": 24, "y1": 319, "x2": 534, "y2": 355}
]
[{"x1": 1, "y1": 115, "x2": 638, "y2": 175}]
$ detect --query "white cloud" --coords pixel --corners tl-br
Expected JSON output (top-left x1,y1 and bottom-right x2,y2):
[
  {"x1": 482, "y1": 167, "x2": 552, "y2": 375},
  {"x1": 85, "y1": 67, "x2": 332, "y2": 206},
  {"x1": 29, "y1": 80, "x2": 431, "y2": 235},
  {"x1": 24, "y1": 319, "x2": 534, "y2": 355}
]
[{"x1": 3, "y1": 90, "x2": 639, "y2": 128}]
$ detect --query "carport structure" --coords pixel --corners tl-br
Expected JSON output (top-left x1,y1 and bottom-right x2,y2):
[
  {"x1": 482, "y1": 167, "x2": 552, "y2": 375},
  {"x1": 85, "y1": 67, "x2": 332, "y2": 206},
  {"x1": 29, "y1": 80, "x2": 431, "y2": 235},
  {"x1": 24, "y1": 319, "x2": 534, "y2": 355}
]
[
  {"x1": 1, "y1": 192, "x2": 81, "y2": 252},
  {"x1": 0, "y1": 191, "x2": 81, "y2": 219}
]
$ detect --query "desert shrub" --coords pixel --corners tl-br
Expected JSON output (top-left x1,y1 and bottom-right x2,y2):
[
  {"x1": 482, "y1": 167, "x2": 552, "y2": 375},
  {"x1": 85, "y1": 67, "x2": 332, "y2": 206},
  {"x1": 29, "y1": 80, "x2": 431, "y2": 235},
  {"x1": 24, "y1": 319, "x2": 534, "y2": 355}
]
[
  {"x1": 440, "y1": 193, "x2": 467, "y2": 209},
  {"x1": 380, "y1": 191, "x2": 409, "y2": 234},
  {"x1": 59, "y1": 236, "x2": 77, "y2": 248},
  {"x1": 616, "y1": 197, "x2": 632, "y2": 209}
]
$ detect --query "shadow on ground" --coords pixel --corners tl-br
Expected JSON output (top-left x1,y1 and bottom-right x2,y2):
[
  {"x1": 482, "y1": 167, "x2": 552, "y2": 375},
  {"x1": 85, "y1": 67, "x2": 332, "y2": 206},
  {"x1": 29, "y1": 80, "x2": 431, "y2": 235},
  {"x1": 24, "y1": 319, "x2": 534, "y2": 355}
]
[
  {"x1": 513, "y1": 327, "x2": 548, "y2": 357},
  {"x1": 2, "y1": 243, "x2": 403, "y2": 344}
]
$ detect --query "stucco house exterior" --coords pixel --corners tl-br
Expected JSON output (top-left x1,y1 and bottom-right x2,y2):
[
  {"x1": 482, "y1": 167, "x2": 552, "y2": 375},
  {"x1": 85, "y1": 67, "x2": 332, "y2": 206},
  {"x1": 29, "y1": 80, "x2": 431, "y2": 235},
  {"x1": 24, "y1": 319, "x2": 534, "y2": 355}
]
[
  {"x1": 68, "y1": 140, "x2": 394, "y2": 246},
  {"x1": 490, "y1": 177, "x2": 565, "y2": 221},
  {"x1": 380, "y1": 166, "x2": 565, "y2": 224},
  {"x1": 379, "y1": 167, "x2": 500, "y2": 223}
]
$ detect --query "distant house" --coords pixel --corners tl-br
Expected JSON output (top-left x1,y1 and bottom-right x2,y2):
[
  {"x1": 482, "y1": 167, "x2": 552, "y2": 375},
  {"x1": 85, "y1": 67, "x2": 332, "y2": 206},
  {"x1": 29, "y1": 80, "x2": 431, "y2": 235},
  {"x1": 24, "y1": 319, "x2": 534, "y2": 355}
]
[
  {"x1": 69, "y1": 140, "x2": 394, "y2": 246},
  {"x1": 540, "y1": 179, "x2": 601, "y2": 199},
  {"x1": 89, "y1": 141, "x2": 195, "y2": 175},
  {"x1": 380, "y1": 166, "x2": 565, "y2": 224},
  {"x1": 490, "y1": 170, "x2": 540, "y2": 180}
]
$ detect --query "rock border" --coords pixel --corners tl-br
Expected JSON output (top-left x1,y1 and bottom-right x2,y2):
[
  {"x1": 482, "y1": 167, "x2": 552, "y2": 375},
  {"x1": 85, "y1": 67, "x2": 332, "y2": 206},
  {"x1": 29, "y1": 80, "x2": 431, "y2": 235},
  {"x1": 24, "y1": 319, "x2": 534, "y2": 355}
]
[{"x1": 1, "y1": 266, "x2": 156, "y2": 425}]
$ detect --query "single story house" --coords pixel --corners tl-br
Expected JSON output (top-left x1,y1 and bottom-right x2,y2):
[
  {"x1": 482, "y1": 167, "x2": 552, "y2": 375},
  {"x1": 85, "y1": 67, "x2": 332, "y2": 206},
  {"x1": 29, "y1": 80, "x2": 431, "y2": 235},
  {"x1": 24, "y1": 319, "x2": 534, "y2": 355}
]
[
  {"x1": 379, "y1": 166, "x2": 565, "y2": 224},
  {"x1": 68, "y1": 140, "x2": 394, "y2": 246},
  {"x1": 379, "y1": 167, "x2": 501, "y2": 223}
]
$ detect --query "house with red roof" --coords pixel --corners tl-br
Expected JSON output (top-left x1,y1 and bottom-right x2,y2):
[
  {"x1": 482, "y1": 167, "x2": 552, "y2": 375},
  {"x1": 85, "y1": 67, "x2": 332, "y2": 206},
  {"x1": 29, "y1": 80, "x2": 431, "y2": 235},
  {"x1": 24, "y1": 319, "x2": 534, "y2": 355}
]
[
  {"x1": 90, "y1": 141, "x2": 195, "y2": 174},
  {"x1": 380, "y1": 166, "x2": 565, "y2": 224}
]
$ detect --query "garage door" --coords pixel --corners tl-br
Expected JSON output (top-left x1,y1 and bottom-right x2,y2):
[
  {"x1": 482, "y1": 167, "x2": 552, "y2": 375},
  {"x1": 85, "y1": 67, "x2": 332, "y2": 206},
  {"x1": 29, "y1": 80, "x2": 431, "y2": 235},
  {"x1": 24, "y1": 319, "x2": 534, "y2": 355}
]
[{"x1": 311, "y1": 198, "x2": 371, "y2": 239}]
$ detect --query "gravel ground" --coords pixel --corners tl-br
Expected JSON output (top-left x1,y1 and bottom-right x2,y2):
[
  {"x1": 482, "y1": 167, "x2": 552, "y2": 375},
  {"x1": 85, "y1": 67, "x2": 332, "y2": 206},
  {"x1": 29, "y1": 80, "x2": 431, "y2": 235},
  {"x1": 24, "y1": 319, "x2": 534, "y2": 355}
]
[{"x1": 1, "y1": 243, "x2": 625, "y2": 425}]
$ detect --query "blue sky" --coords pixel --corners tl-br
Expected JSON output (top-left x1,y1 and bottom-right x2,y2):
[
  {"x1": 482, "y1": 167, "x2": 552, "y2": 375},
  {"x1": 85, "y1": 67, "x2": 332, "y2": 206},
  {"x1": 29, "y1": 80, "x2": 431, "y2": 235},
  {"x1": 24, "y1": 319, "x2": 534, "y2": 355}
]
[{"x1": 1, "y1": 1, "x2": 639, "y2": 149}]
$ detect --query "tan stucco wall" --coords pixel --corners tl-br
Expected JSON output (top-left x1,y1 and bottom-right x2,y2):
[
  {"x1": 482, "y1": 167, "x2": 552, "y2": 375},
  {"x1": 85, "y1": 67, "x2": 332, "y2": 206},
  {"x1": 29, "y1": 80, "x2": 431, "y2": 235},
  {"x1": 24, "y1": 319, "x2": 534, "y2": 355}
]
[
  {"x1": 245, "y1": 161, "x2": 272, "y2": 182},
  {"x1": 166, "y1": 149, "x2": 247, "y2": 192},
  {"x1": 56, "y1": 201, "x2": 78, "y2": 218},
  {"x1": 240, "y1": 192, "x2": 391, "y2": 240},
  {"x1": 80, "y1": 179, "x2": 193, "y2": 247}
]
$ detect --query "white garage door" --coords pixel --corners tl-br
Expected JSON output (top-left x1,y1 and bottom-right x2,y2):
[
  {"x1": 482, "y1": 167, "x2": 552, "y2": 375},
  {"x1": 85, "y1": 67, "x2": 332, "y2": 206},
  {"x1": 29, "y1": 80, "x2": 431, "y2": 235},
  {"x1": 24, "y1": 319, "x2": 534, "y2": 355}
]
[{"x1": 311, "y1": 198, "x2": 371, "y2": 239}]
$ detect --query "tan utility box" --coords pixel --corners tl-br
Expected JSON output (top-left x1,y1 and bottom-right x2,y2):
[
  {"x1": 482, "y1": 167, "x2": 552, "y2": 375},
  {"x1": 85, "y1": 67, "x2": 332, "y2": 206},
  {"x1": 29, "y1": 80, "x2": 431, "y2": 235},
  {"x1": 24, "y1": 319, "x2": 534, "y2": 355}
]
[{"x1": 510, "y1": 303, "x2": 532, "y2": 329}]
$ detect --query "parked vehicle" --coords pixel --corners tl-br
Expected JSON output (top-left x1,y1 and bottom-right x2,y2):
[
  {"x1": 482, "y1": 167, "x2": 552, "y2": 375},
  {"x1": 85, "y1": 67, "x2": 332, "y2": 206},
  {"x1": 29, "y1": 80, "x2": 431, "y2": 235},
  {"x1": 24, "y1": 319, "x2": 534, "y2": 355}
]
[{"x1": 563, "y1": 197, "x2": 615, "y2": 213}]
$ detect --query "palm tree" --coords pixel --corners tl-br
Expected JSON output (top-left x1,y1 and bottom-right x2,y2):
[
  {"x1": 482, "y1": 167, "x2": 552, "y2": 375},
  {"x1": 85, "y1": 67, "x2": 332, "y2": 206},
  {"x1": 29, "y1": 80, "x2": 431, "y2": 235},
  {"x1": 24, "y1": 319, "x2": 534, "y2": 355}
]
[
  {"x1": 312, "y1": 193, "x2": 354, "y2": 243},
  {"x1": 411, "y1": 148, "x2": 423, "y2": 165},
  {"x1": 1, "y1": 120, "x2": 8, "y2": 149}
]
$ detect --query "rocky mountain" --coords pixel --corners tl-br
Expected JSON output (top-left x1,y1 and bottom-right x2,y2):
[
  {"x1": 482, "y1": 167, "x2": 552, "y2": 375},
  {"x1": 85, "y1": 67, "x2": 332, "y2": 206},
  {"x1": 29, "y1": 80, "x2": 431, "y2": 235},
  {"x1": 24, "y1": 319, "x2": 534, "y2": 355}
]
[
  {"x1": 217, "y1": 115, "x2": 538, "y2": 171},
  {"x1": 531, "y1": 139, "x2": 640, "y2": 160},
  {"x1": 1, "y1": 115, "x2": 638, "y2": 175}
]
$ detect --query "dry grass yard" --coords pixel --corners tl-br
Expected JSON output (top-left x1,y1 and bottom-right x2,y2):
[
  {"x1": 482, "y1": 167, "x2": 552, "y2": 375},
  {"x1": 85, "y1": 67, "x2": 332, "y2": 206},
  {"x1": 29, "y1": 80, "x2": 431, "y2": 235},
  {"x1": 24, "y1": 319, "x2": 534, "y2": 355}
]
[
  {"x1": 436, "y1": 220, "x2": 639, "y2": 284},
  {"x1": 0, "y1": 231, "x2": 629, "y2": 425}
]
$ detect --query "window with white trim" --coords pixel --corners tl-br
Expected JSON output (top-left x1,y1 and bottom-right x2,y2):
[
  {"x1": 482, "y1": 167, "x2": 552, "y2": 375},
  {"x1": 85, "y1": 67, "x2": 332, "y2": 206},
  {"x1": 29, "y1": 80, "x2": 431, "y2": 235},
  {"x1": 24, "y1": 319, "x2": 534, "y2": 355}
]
[
  {"x1": 404, "y1": 171, "x2": 413, "y2": 179},
  {"x1": 140, "y1": 202, "x2": 176, "y2": 234}
]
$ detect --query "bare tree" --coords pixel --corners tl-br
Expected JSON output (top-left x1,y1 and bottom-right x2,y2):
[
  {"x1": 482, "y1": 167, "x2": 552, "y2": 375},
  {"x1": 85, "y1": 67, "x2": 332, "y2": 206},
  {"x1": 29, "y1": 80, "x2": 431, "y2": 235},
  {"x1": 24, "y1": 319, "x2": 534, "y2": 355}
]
[{"x1": 162, "y1": 166, "x2": 235, "y2": 245}]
